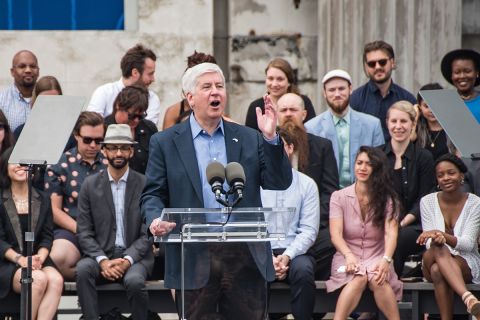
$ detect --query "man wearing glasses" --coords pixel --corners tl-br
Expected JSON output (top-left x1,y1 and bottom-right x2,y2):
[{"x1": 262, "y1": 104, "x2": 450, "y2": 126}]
[
  {"x1": 105, "y1": 85, "x2": 158, "y2": 174},
  {"x1": 350, "y1": 40, "x2": 416, "y2": 140},
  {"x1": 0, "y1": 50, "x2": 39, "y2": 131},
  {"x1": 76, "y1": 124, "x2": 153, "y2": 320},
  {"x1": 44, "y1": 111, "x2": 107, "y2": 281}
]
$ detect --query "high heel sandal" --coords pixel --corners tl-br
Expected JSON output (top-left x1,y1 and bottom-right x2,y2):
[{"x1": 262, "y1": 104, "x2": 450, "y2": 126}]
[{"x1": 462, "y1": 291, "x2": 480, "y2": 317}]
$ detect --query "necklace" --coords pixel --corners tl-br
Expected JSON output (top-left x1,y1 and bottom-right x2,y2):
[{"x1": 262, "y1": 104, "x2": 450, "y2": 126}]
[
  {"x1": 13, "y1": 195, "x2": 28, "y2": 213},
  {"x1": 427, "y1": 130, "x2": 442, "y2": 148}
]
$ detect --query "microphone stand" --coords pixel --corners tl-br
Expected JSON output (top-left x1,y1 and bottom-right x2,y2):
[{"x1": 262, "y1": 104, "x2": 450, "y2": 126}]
[{"x1": 19, "y1": 161, "x2": 45, "y2": 320}]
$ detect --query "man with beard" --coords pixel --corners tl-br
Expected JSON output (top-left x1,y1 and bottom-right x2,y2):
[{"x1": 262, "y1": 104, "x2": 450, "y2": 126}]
[
  {"x1": 76, "y1": 124, "x2": 153, "y2": 320},
  {"x1": 350, "y1": 40, "x2": 416, "y2": 140},
  {"x1": 305, "y1": 69, "x2": 384, "y2": 188},
  {"x1": 0, "y1": 50, "x2": 39, "y2": 131},
  {"x1": 87, "y1": 44, "x2": 162, "y2": 125},
  {"x1": 277, "y1": 93, "x2": 338, "y2": 282}
]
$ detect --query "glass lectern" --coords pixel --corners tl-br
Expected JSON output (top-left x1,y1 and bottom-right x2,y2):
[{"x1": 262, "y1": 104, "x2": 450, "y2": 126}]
[{"x1": 156, "y1": 207, "x2": 294, "y2": 320}]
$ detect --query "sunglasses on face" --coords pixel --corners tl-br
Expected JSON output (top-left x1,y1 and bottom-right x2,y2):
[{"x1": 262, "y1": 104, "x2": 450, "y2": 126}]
[
  {"x1": 104, "y1": 145, "x2": 132, "y2": 152},
  {"x1": 366, "y1": 58, "x2": 389, "y2": 69},
  {"x1": 127, "y1": 112, "x2": 147, "y2": 121},
  {"x1": 78, "y1": 134, "x2": 104, "y2": 145},
  {"x1": 0, "y1": 124, "x2": 5, "y2": 130}
]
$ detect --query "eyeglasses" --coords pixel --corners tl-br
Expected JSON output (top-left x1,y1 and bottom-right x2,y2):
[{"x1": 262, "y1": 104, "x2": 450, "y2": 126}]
[
  {"x1": 104, "y1": 145, "x2": 132, "y2": 152},
  {"x1": 366, "y1": 59, "x2": 389, "y2": 69},
  {"x1": 127, "y1": 112, "x2": 147, "y2": 121},
  {"x1": 78, "y1": 134, "x2": 104, "y2": 145}
]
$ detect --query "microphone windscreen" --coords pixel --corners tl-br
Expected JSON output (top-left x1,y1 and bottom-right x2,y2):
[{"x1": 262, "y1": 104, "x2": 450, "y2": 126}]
[
  {"x1": 206, "y1": 161, "x2": 225, "y2": 185},
  {"x1": 225, "y1": 162, "x2": 246, "y2": 185}
]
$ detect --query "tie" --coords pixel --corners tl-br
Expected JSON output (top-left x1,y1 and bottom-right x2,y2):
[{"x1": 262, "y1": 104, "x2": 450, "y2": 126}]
[{"x1": 336, "y1": 118, "x2": 350, "y2": 187}]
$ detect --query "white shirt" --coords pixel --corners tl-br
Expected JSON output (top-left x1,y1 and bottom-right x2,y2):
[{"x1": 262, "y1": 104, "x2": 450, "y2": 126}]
[
  {"x1": 421, "y1": 192, "x2": 480, "y2": 283},
  {"x1": 87, "y1": 79, "x2": 162, "y2": 124}
]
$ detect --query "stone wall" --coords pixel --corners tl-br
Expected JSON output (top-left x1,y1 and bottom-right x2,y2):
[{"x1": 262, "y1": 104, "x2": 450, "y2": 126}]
[{"x1": 0, "y1": 0, "x2": 214, "y2": 127}]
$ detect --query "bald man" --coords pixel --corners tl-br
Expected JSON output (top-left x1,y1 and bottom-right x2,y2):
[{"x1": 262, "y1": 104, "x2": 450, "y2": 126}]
[
  {"x1": 277, "y1": 93, "x2": 339, "y2": 281},
  {"x1": 0, "y1": 50, "x2": 40, "y2": 130}
]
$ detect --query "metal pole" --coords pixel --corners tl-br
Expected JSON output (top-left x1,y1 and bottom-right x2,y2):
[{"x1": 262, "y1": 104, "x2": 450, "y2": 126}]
[{"x1": 20, "y1": 165, "x2": 34, "y2": 320}]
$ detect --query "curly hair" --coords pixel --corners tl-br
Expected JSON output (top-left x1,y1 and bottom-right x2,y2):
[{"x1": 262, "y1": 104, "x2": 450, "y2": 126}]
[
  {"x1": 186, "y1": 51, "x2": 217, "y2": 69},
  {"x1": 356, "y1": 146, "x2": 401, "y2": 227},
  {"x1": 435, "y1": 153, "x2": 468, "y2": 174}
]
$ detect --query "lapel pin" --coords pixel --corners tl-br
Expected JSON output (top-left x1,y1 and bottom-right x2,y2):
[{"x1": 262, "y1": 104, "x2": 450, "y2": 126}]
[{"x1": 233, "y1": 138, "x2": 238, "y2": 142}]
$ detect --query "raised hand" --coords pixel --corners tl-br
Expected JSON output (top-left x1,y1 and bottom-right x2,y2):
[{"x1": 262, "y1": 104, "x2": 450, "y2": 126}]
[{"x1": 256, "y1": 94, "x2": 277, "y2": 140}]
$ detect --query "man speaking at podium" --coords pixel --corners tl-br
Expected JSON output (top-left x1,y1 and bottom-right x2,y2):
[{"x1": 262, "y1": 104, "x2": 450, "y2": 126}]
[{"x1": 141, "y1": 62, "x2": 292, "y2": 319}]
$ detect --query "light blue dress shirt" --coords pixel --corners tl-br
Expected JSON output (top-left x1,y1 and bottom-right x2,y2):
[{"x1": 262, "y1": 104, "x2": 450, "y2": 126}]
[
  {"x1": 261, "y1": 169, "x2": 320, "y2": 260},
  {"x1": 190, "y1": 115, "x2": 228, "y2": 209}
]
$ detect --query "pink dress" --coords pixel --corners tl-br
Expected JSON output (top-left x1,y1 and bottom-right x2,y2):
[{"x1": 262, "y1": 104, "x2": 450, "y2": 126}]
[{"x1": 326, "y1": 184, "x2": 403, "y2": 300}]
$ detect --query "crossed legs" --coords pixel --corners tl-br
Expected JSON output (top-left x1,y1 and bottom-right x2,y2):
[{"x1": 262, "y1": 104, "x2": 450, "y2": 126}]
[{"x1": 422, "y1": 245, "x2": 475, "y2": 319}]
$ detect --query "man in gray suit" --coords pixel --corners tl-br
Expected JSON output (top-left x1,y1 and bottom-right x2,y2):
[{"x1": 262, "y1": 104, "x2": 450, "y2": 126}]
[
  {"x1": 305, "y1": 69, "x2": 384, "y2": 188},
  {"x1": 76, "y1": 124, "x2": 153, "y2": 320}
]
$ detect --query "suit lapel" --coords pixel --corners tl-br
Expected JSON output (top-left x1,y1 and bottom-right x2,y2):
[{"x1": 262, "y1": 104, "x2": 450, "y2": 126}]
[
  {"x1": 31, "y1": 189, "x2": 41, "y2": 235},
  {"x1": 322, "y1": 113, "x2": 340, "y2": 168},
  {"x1": 123, "y1": 172, "x2": 137, "y2": 245},
  {"x1": 173, "y1": 121, "x2": 203, "y2": 203},
  {"x1": 102, "y1": 172, "x2": 116, "y2": 220},
  {"x1": 349, "y1": 110, "x2": 362, "y2": 178},
  {"x1": 3, "y1": 190, "x2": 24, "y2": 252},
  {"x1": 224, "y1": 121, "x2": 241, "y2": 162}
]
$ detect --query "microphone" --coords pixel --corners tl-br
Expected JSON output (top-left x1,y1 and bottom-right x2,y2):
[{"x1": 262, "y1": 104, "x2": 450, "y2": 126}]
[
  {"x1": 226, "y1": 162, "x2": 246, "y2": 206},
  {"x1": 206, "y1": 161, "x2": 228, "y2": 206}
]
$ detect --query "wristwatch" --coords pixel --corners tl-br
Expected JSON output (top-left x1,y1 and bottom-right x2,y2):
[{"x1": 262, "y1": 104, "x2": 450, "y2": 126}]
[
  {"x1": 382, "y1": 255, "x2": 393, "y2": 263},
  {"x1": 14, "y1": 253, "x2": 22, "y2": 266}
]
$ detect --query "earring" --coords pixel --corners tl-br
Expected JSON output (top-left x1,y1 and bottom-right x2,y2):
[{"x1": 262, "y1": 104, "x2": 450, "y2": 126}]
[
  {"x1": 437, "y1": 184, "x2": 441, "y2": 190},
  {"x1": 461, "y1": 179, "x2": 465, "y2": 185}
]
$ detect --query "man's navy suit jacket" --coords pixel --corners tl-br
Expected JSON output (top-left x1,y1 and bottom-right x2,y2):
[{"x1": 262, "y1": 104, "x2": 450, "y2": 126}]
[{"x1": 141, "y1": 119, "x2": 292, "y2": 289}]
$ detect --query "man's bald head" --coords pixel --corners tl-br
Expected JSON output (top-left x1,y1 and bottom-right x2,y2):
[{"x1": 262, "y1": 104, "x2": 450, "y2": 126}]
[
  {"x1": 277, "y1": 93, "x2": 307, "y2": 127},
  {"x1": 12, "y1": 50, "x2": 38, "y2": 67},
  {"x1": 10, "y1": 50, "x2": 39, "y2": 91}
]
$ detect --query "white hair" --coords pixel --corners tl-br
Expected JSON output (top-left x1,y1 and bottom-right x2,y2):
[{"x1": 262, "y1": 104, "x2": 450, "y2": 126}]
[{"x1": 181, "y1": 63, "x2": 225, "y2": 95}]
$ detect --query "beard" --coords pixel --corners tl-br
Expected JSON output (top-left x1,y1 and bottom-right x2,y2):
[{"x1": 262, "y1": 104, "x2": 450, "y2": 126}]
[
  {"x1": 108, "y1": 156, "x2": 129, "y2": 169},
  {"x1": 327, "y1": 98, "x2": 349, "y2": 115}
]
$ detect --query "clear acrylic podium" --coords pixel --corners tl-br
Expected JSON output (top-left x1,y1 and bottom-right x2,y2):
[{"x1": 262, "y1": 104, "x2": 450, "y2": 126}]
[{"x1": 156, "y1": 207, "x2": 294, "y2": 320}]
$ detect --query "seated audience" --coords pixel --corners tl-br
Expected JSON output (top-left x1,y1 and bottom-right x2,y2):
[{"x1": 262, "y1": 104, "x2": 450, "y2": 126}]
[
  {"x1": 245, "y1": 57, "x2": 316, "y2": 131},
  {"x1": 162, "y1": 51, "x2": 217, "y2": 129},
  {"x1": 277, "y1": 92, "x2": 339, "y2": 280},
  {"x1": 0, "y1": 110, "x2": 15, "y2": 156},
  {"x1": 262, "y1": 122, "x2": 320, "y2": 320},
  {"x1": 418, "y1": 154, "x2": 480, "y2": 318},
  {"x1": 76, "y1": 124, "x2": 153, "y2": 320},
  {"x1": 0, "y1": 147, "x2": 63, "y2": 320},
  {"x1": 441, "y1": 49, "x2": 480, "y2": 122},
  {"x1": 378, "y1": 100, "x2": 436, "y2": 277},
  {"x1": 105, "y1": 85, "x2": 157, "y2": 174},
  {"x1": 44, "y1": 111, "x2": 107, "y2": 280},
  {"x1": 0, "y1": 50, "x2": 40, "y2": 131},
  {"x1": 327, "y1": 146, "x2": 402, "y2": 320},
  {"x1": 305, "y1": 69, "x2": 384, "y2": 188},
  {"x1": 87, "y1": 44, "x2": 162, "y2": 125},
  {"x1": 413, "y1": 83, "x2": 457, "y2": 160}
]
